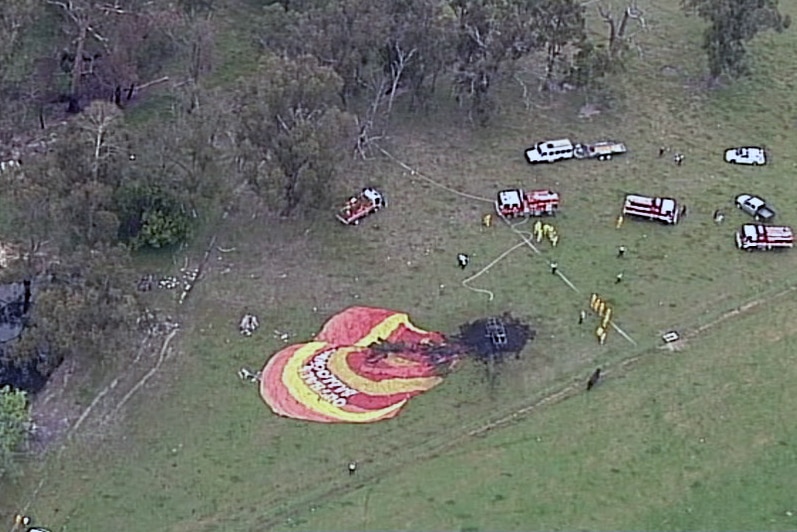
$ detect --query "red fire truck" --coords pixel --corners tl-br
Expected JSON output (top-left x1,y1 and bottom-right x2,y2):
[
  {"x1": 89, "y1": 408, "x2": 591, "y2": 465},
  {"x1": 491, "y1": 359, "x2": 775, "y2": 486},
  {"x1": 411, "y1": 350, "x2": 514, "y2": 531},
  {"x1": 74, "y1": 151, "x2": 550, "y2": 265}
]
[
  {"x1": 735, "y1": 224, "x2": 794, "y2": 251},
  {"x1": 336, "y1": 187, "x2": 386, "y2": 225},
  {"x1": 495, "y1": 189, "x2": 560, "y2": 218},
  {"x1": 622, "y1": 194, "x2": 681, "y2": 225}
]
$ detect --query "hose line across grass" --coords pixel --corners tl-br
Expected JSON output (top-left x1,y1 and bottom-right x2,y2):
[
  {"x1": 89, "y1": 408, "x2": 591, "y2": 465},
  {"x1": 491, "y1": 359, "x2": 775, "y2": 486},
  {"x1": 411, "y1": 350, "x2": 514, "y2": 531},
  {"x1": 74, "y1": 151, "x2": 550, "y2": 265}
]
[
  {"x1": 461, "y1": 240, "x2": 528, "y2": 301},
  {"x1": 377, "y1": 144, "x2": 637, "y2": 346}
]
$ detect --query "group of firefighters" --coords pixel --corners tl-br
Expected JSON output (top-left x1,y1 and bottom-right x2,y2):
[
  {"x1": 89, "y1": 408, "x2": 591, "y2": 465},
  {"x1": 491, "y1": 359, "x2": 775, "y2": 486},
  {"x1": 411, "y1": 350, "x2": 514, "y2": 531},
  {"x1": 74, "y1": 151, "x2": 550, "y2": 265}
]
[
  {"x1": 482, "y1": 214, "x2": 560, "y2": 246},
  {"x1": 533, "y1": 220, "x2": 559, "y2": 246},
  {"x1": 469, "y1": 208, "x2": 633, "y2": 345}
]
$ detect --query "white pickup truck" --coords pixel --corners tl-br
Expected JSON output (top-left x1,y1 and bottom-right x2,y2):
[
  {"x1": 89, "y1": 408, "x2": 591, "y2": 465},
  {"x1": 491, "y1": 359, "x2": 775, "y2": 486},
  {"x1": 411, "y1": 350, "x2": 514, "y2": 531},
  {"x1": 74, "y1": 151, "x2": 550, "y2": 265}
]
[{"x1": 735, "y1": 194, "x2": 775, "y2": 222}]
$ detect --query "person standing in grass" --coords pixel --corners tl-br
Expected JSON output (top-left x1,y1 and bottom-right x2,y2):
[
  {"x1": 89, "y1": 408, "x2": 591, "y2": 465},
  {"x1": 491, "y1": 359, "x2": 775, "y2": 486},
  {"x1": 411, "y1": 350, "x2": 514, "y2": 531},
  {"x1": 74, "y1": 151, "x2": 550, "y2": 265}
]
[
  {"x1": 587, "y1": 368, "x2": 602, "y2": 390},
  {"x1": 12, "y1": 514, "x2": 31, "y2": 532},
  {"x1": 533, "y1": 220, "x2": 543, "y2": 242}
]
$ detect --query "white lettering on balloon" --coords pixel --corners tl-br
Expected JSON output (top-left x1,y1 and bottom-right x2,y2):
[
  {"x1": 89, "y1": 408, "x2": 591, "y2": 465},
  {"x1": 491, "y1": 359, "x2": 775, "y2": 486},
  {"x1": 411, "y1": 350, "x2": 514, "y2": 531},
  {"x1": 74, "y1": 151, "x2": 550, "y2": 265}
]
[{"x1": 299, "y1": 349, "x2": 359, "y2": 406}]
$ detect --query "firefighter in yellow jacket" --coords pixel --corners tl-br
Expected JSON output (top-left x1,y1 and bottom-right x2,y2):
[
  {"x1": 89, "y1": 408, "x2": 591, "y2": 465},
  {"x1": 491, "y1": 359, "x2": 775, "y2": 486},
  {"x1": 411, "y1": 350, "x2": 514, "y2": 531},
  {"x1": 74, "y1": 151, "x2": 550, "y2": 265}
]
[
  {"x1": 542, "y1": 223, "x2": 554, "y2": 241},
  {"x1": 533, "y1": 220, "x2": 543, "y2": 242},
  {"x1": 548, "y1": 227, "x2": 559, "y2": 247}
]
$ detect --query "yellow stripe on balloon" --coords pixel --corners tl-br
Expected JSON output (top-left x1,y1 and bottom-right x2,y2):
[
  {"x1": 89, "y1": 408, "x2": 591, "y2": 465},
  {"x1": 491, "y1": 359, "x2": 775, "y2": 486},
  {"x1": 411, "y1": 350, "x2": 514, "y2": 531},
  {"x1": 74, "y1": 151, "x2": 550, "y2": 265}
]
[
  {"x1": 354, "y1": 313, "x2": 427, "y2": 347},
  {"x1": 326, "y1": 346, "x2": 442, "y2": 396},
  {"x1": 282, "y1": 342, "x2": 407, "y2": 422},
  {"x1": 384, "y1": 354, "x2": 422, "y2": 367}
]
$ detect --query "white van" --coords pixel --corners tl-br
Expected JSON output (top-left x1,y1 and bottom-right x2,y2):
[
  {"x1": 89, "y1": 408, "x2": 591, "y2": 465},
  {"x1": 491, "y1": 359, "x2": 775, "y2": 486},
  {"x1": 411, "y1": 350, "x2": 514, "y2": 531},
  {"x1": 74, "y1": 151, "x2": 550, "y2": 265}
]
[{"x1": 525, "y1": 139, "x2": 575, "y2": 164}]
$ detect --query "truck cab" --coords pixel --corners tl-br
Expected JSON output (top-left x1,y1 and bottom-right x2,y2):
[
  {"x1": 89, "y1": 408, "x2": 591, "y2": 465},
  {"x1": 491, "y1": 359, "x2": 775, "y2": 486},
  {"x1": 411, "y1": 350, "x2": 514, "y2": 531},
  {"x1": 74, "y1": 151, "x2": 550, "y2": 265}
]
[
  {"x1": 495, "y1": 189, "x2": 525, "y2": 217},
  {"x1": 495, "y1": 189, "x2": 560, "y2": 218},
  {"x1": 524, "y1": 139, "x2": 574, "y2": 164}
]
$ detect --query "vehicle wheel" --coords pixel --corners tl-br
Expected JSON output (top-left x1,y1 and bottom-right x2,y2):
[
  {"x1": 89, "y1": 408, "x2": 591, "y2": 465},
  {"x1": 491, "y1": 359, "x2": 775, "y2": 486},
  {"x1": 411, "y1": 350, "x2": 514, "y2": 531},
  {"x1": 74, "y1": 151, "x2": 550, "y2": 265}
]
[{"x1": 606, "y1": 154, "x2": 612, "y2": 160}]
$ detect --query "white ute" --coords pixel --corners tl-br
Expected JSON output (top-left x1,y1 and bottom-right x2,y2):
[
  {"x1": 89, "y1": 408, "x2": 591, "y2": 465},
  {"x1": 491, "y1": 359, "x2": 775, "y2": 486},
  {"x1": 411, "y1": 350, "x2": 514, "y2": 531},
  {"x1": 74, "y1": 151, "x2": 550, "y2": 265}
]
[
  {"x1": 735, "y1": 224, "x2": 793, "y2": 251},
  {"x1": 622, "y1": 194, "x2": 681, "y2": 225},
  {"x1": 525, "y1": 138, "x2": 575, "y2": 164},
  {"x1": 735, "y1": 193, "x2": 775, "y2": 222},
  {"x1": 724, "y1": 147, "x2": 766, "y2": 166}
]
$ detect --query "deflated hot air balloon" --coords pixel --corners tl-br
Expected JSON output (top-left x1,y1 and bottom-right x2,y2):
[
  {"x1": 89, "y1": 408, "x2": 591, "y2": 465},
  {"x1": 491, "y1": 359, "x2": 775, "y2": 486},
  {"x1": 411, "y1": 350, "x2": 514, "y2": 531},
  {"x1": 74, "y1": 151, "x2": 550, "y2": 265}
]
[{"x1": 260, "y1": 307, "x2": 459, "y2": 423}]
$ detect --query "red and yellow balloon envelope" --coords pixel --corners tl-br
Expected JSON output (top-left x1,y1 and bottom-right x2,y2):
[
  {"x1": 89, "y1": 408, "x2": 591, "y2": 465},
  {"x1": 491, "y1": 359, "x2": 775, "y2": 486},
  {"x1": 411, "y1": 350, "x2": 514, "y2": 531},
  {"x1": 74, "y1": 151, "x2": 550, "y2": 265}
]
[{"x1": 260, "y1": 307, "x2": 458, "y2": 423}]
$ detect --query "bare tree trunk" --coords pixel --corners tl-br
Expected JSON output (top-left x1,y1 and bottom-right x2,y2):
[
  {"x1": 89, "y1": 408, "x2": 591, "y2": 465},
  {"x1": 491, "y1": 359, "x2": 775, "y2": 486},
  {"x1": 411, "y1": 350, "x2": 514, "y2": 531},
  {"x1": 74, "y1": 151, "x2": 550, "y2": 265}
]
[
  {"x1": 71, "y1": 22, "x2": 89, "y2": 100},
  {"x1": 542, "y1": 41, "x2": 561, "y2": 91},
  {"x1": 386, "y1": 44, "x2": 416, "y2": 116},
  {"x1": 617, "y1": 9, "x2": 630, "y2": 43}
]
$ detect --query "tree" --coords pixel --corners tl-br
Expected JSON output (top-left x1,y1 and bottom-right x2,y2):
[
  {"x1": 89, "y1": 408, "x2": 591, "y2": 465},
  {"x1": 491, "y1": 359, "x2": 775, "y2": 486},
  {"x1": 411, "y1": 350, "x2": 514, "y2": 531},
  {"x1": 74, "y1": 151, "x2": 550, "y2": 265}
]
[
  {"x1": 381, "y1": 0, "x2": 457, "y2": 110},
  {"x1": 449, "y1": 0, "x2": 547, "y2": 125},
  {"x1": 133, "y1": 85, "x2": 233, "y2": 208},
  {"x1": 566, "y1": 39, "x2": 614, "y2": 103},
  {"x1": 533, "y1": 0, "x2": 586, "y2": 90},
  {"x1": 596, "y1": 1, "x2": 647, "y2": 61},
  {"x1": 682, "y1": 0, "x2": 790, "y2": 80},
  {"x1": 0, "y1": 1, "x2": 38, "y2": 126},
  {"x1": 45, "y1": 0, "x2": 182, "y2": 111},
  {"x1": 0, "y1": 0, "x2": 36, "y2": 82},
  {"x1": 58, "y1": 101, "x2": 126, "y2": 247},
  {"x1": 284, "y1": 0, "x2": 391, "y2": 107},
  {"x1": 235, "y1": 54, "x2": 356, "y2": 216},
  {"x1": 5, "y1": 244, "x2": 138, "y2": 374},
  {"x1": 0, "y1": 385, "x2": 32, "y2": 478},
  {"x1": 114, "y1": 183, "x2": 191, "y2": 249}
]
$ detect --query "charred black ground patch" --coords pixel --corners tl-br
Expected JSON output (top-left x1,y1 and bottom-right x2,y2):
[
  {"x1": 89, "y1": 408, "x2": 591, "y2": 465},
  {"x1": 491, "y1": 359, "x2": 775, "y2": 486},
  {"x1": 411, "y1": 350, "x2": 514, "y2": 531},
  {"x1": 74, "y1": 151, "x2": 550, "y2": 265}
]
[{"x1": 454, "y1": 313, "x2": 535, "y2": 363}]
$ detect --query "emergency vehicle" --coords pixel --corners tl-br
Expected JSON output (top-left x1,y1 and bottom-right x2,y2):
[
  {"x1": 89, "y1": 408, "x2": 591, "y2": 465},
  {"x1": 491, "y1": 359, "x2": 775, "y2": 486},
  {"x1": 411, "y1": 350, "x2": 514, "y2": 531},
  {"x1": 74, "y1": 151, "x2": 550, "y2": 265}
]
[
  {"x1": 735, "y1": 224, "x2": 793, "y2": 251},
  {"x1": 524, "y1": 139, "x2": 575, "y2": 164},
  {"x1": 495, "y1": 189, "x2": 560, "y2": 218},
  {"x1": 335, "y1": 187, "x2": 386, "y2": 225},
  {"x1": 622, "y1": 194, "x2": 680, "y2": 224}
]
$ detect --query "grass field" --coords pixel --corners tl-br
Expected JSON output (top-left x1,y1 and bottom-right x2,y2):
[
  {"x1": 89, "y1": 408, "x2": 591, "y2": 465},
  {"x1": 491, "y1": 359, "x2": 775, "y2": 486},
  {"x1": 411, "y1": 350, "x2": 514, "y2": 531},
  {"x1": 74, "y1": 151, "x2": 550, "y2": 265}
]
[
  {"x1": 4, "y1": 0, "x2": 797, "y2": 530},
  {"x1": 292, "y1": 293, "x2": 797, "y2": 531}
]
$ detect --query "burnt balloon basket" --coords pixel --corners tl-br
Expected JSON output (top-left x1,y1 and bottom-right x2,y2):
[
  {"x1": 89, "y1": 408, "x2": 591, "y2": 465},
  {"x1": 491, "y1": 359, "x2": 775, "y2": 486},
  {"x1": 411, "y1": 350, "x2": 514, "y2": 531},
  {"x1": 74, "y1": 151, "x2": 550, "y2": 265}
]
[{"x1": 455, "y1": 313, "x2": 535, "y2": 363}]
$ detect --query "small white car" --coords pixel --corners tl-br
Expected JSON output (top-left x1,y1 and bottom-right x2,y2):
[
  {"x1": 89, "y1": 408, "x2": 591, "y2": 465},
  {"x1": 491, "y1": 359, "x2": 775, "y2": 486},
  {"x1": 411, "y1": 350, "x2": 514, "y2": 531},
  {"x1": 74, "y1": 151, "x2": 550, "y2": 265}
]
[{"x1": 724, "y1": 147, "x2": 766, "y2": 166}]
